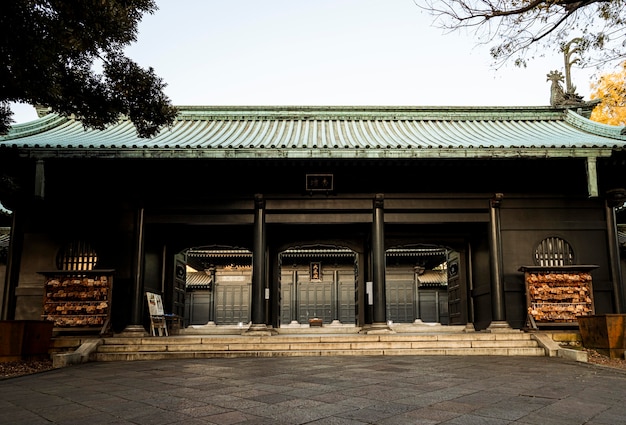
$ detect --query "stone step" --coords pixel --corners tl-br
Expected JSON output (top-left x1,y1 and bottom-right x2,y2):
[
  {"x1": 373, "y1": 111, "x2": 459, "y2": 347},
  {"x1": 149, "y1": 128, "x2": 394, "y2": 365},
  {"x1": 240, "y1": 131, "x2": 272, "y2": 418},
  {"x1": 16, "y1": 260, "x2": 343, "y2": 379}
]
[
  {"x1": 93, "y1": 347, "x2": 546, "y2": 361},
  {"x1": 91, "y1": 332, "x2": 546, "y2": 361},
  {"x1": 96, "y1": 339, "x2": 540, "y2": 353},
  {"x1": 99, "y1": 332, "x2": 536, "y2": 346}
]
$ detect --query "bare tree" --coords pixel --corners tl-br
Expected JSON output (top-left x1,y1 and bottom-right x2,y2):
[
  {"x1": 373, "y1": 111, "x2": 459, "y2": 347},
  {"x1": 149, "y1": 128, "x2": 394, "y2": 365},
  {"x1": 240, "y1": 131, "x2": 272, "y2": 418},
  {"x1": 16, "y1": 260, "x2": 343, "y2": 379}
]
[{"x1": 417, "y1": 0, "x2": 626, "y2": 69}]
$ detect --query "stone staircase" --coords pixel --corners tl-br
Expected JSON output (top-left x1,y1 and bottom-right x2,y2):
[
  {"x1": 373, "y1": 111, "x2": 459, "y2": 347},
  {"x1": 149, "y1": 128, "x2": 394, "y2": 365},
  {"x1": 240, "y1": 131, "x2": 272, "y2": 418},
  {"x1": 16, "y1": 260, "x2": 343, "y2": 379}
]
[{"x1": 88, "y1": 331, "x2": 547, "y2": 362}]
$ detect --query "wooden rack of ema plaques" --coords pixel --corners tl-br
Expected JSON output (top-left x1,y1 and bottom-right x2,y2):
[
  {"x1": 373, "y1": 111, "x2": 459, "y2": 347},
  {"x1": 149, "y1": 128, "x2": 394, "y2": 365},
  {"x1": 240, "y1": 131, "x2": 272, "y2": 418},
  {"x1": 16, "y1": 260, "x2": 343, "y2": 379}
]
[
  {"x1": 519, "y1": 265, "x2": 597, "y2": 329},
  {"x1": 40, "y1": 269, "x2": 114, "y2": 335}
]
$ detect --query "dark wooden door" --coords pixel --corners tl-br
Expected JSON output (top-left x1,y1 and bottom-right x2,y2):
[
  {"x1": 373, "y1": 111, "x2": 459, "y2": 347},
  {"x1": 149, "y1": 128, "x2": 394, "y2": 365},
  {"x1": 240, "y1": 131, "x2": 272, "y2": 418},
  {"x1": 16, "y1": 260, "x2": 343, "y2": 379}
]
[
  {"x1": 171, "y1": 253, "x2": 187, "y2": 318},
  {"x1": 447, "y1": 250, "x2": 468, "y2": 325}
]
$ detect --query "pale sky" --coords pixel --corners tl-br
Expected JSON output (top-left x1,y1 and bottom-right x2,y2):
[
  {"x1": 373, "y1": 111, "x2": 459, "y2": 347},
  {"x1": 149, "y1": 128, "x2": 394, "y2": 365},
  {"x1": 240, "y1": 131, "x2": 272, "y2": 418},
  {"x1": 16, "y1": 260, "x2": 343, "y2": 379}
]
[{"x1": 10, "y1": 0, "x2": 599, "y2": 124}]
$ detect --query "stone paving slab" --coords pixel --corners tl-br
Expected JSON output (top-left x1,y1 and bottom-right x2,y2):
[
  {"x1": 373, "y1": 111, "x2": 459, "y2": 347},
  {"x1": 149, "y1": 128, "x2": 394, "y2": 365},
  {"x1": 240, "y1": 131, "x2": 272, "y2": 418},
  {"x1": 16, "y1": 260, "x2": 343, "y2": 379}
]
[{"x1": 1, "y1": 356, "x2": 625, "y2": 424}]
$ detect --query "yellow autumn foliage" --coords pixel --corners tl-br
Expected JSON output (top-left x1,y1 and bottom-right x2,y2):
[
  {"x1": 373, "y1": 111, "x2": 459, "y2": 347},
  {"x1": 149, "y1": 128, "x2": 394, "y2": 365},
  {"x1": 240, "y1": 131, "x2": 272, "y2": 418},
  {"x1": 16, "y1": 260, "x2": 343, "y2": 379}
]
[{"x1": 590, "y1": 62, "x2": 626, "y2": 126}]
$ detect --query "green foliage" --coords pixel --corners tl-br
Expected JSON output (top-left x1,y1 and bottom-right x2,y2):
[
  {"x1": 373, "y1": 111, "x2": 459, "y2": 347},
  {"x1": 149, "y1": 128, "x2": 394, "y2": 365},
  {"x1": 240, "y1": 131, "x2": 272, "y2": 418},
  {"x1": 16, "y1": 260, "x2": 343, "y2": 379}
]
[{"x1": 0, "y1": 0, "x2": 177, "y2": 138}]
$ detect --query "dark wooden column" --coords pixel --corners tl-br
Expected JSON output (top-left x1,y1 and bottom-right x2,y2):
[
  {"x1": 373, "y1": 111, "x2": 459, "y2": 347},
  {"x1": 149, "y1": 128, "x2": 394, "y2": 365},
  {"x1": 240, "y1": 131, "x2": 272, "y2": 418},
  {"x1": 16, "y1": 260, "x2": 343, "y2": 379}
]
[
  {"x1": 207, "y1": 266, "x2": 216, "y2": 324},
  {"x1": 365, "y1": 194, "x2": 393, "y2": 333},
  {"x1": 1, "y1": 208, "x2": 21, "y2": 320},
  {"x1": 487, "y1": 193, "x2": 511, "y2": 331},
  {"x1": 606, "y1": 189, "x2": 626, "y2": 313},
  {"x1": 122, "y1": 205, "x2": 148, "y2": 335},
  {"x1": 372, "y1": 194, "x2": 386, "y2": 324},
  {"x1": 246, "y1": 194, "x2": 276, "y2": 335},
  {"x1": 34, "y1": 160, "x2": 45, "y2": 199}
]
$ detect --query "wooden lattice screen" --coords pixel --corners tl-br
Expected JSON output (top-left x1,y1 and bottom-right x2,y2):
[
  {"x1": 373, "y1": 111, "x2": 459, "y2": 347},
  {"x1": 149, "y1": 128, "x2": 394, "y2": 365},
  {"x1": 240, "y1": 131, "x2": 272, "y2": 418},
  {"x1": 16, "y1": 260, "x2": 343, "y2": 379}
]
[
  {"x1": 56, "y1": 241, "x2": 98, "y2": 271},
  {"x1": 534, "y1": 237, "x2": 574, "y2": 267}
]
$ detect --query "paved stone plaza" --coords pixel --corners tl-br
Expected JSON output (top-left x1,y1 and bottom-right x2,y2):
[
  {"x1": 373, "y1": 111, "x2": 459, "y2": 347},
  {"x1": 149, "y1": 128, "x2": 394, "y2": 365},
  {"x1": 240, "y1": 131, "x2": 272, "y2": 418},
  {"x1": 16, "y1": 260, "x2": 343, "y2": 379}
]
[{"x1": 1, "y1": 355, "x2": 625, "y2": 424}]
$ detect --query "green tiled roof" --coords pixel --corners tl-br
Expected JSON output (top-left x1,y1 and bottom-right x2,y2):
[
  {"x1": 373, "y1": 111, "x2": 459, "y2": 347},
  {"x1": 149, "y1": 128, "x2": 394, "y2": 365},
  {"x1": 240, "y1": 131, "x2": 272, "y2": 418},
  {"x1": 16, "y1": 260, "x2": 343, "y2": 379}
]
[
  {"x1": 186, "y1": 271, "x2": 213, "y2": 290},
  {"x1": 2, "y1": 105, "x2": 625, "y2": 159}
]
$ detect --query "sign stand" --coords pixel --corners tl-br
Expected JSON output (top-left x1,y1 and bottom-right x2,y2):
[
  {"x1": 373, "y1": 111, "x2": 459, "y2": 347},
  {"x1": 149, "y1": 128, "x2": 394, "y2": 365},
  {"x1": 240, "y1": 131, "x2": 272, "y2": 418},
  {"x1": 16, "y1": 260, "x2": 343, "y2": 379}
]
[{"x1": 146, "y1": 292, "x2": 168, "y2": 336}]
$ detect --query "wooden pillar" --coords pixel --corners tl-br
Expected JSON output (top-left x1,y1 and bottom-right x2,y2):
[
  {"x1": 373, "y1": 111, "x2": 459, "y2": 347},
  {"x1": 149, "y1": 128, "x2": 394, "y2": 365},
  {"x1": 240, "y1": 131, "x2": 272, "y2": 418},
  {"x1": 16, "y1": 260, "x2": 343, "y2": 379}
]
[
  {"x1": 208, "y1": 266, "x2": 216, "y2": 324},
  {"x1": 606, "y1": 189, "x2": 626, "y2": 313},
  {"x1": 372, "y1": 194, "x2": 386, "y2": 324},
  {"x1": 34, "y1": 160, "x2": 45, "y2": 199},
  {"x1": 1, "y1": 208, "x2": 21, "y2": 320},
  {"x1": 487, "y1": 193, "x2": 510, "y2": 331},
  {"x1": 413, "y1": 266, "x2": 422, "y2": 323},
  {"x1": 246, "y1": 194, "x2": 275, "y2": 335},
  {"x1": 586, "y1": 156, "x2": 599, "y2": 198},
  {"x1": 364, "y1": 194, "x2": 392, "y2": 333},
  {"x1": 291, "y1": 270, "x2": 298, "y2": 323},
  {"x1": 121, "y1": 206, "x2": 148, "y2": 335},
  {"x1": 331, "y1": 269, "x2": 341, "y2": 325}
]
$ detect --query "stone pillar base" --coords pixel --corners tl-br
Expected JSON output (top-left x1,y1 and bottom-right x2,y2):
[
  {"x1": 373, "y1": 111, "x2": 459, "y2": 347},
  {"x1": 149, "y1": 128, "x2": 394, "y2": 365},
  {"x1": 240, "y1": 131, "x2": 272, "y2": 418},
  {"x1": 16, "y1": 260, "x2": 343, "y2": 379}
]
[
  {"x1": 464, "y1": 323, "x2": 476, "y2": 332},
  {"x1": 360, "y1": 322, "x2": 395, "y2": 334},
  {"x1": 486, "y1": 321, "x2": 518, "y2": 333},
  {"x1": 116, "y1": 324, "x2": 149, "y2": 337},
  {"x1": 244, "y1": 323, "x2": 278, "y2": 336}
]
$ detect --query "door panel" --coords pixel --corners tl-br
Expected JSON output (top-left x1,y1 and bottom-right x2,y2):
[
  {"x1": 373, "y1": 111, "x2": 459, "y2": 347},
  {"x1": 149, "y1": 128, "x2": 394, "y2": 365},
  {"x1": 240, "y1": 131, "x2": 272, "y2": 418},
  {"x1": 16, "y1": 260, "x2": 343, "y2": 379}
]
[
  {"x1": 419, "y1": 290, "x2": 438, "y2": 322},
  {"x1": 386, "y1": 261, "x2": 454, "y2": 324},
  {"x1": 171, "y1": 253, "x2": 186, "y2": 318},
  {"x1": 187, "y1": 292, "x2": 211, "y2": 325},
  {"x1": 298, "y1": 269, "x2": 333, "y2": 322},
  {"x1": 386, "y1": 269, "x2": 415, "y2": 323},
  {"x1": 215, "y1": 283, "x2": 250, "y2": 324},
  {"x1": 214, "y1": 271, "x2": 251, "y2": 325},
  {"x1": 447, "y1": 250, "x2": 468, "y2": 325},
  {"x1": 280, "y1": 266, "x2": 355, "y2": 325},
  {"x1": 337, "y1": 270, "x2": 356, "y2": 323},
  {"x1": 280, "y1": 270, "x2": 294, "y2": 324}
]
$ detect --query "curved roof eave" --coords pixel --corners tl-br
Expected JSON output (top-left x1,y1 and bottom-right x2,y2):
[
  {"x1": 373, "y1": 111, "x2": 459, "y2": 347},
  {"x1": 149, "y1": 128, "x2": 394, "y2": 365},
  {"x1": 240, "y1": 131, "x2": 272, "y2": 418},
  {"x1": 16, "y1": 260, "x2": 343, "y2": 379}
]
[
  {"x1": 0, "y1": 146, "x2": 616, "y2": 160},
  {"x1": 1, "y1": 105, "x2": 625, "y2": 160},
  {"x1": 564, "y1": 109, "x2": 626, "y2": 139},
  {"x1": 3, "y1": 113, "x2": 71, "y2": 140}
]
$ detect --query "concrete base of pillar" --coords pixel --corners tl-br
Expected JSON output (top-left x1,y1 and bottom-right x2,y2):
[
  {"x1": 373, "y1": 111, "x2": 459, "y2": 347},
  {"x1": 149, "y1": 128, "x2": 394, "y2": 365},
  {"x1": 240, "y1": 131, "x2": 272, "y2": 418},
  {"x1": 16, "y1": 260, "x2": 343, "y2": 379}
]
[
  {"x1": 244, "y1": 323, "x2": 278, "y2": 336},
  {"x1": 360, "y1": 322, "x2": 395, "y2": 334},
  {"x1": 464, "y1": 323, "x2": 476, "y2": 332},
  {"x1": 52, "y1": 339, "x2": 103, "y2": 368},
  {"x1": 116, "y1": 324, "x2": 149, "y2": 337},
  {"x1": 486, "y1": 321, "x2": 518, "y2": 333}
]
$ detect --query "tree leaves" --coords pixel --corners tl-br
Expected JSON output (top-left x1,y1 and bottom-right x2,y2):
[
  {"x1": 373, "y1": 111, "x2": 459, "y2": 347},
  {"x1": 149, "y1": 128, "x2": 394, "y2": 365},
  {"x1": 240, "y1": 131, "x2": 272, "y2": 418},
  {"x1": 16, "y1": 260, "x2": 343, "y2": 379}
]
[
  {"x1": 590, "y1": 61, "x2": 626, "y2": 126},
  {"x1": 0, "y1": 0, "x2": 177, "y2": 138}
]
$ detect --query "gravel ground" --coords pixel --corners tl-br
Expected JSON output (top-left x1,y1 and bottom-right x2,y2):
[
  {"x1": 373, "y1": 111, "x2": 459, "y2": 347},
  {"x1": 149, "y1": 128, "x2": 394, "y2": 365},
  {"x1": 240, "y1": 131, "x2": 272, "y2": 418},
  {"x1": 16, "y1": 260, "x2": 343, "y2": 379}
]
[
  {"x1": 586, "y1": 348, "x2": 626, "y2": 370},
  {"x1": 1, "y1": 349, "x2": 625, "y2": 379},
  {"x1": 0, "y1": 358, "x2": 54, "y2": 379}
]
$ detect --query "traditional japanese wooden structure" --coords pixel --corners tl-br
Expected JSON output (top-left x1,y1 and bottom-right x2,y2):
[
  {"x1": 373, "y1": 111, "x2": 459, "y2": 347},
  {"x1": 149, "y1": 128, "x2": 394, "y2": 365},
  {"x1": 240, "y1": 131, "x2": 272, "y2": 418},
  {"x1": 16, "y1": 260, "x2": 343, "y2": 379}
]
[{"x1": 1, "y1": 104, "x2": 626, "y2": 335}]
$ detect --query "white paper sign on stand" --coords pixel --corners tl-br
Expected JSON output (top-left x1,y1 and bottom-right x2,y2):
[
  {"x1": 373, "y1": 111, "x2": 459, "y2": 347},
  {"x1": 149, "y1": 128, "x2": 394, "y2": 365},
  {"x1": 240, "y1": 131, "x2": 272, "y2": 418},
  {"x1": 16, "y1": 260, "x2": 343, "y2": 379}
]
[{"x1": 146, "y1": 292, "x2": 168, "y2": 336}]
